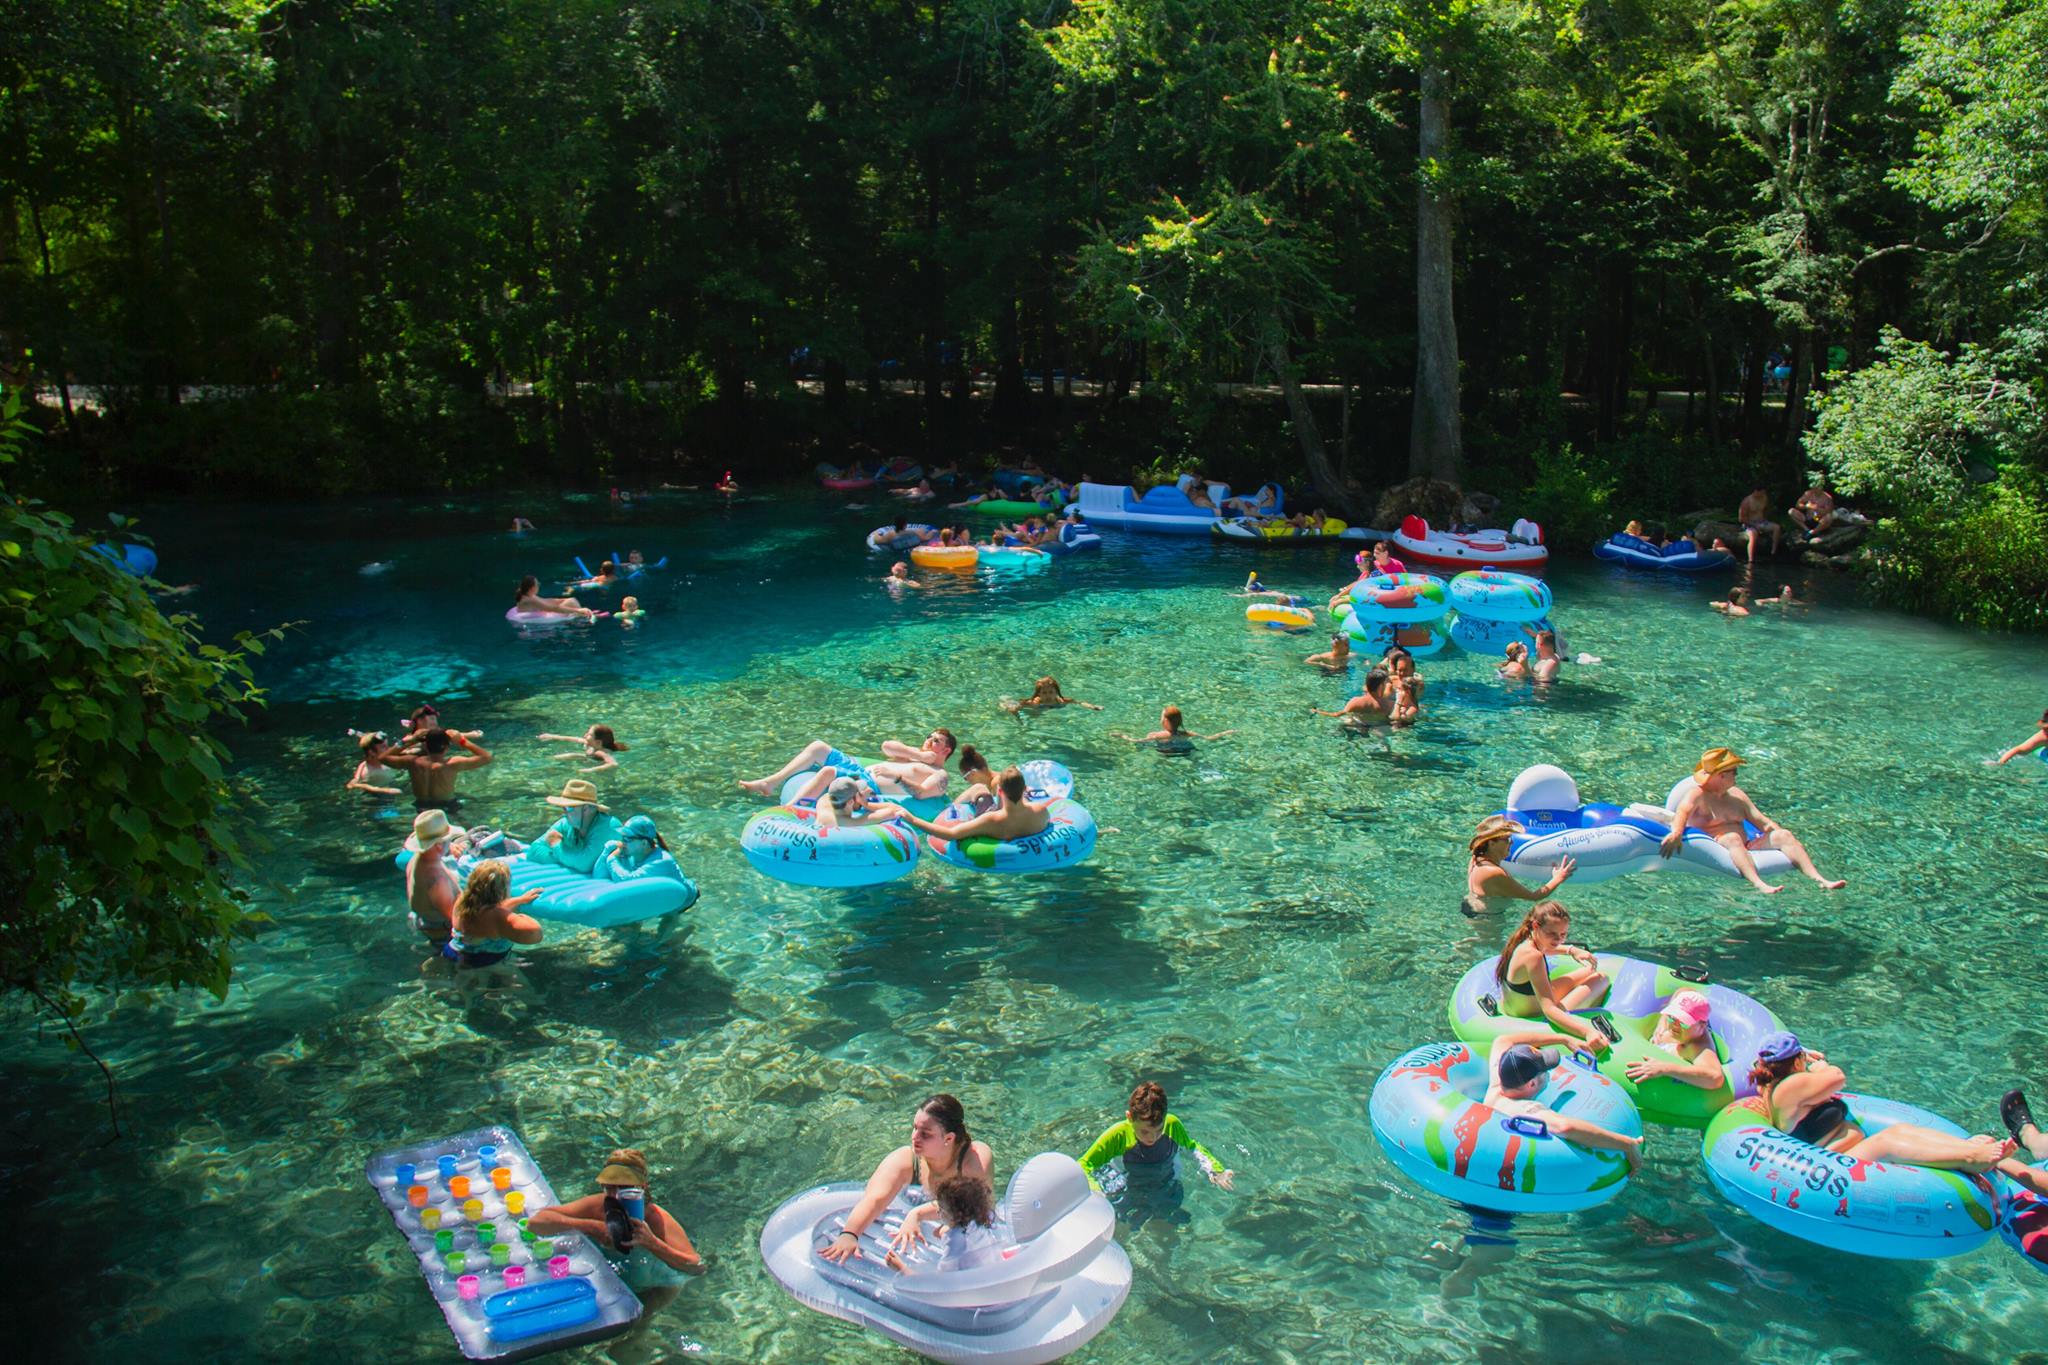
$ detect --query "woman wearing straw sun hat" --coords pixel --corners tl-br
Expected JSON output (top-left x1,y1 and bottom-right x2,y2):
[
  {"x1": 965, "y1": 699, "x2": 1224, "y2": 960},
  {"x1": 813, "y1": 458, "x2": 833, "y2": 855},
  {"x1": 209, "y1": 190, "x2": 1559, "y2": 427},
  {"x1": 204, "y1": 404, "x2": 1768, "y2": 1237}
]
[
  {"x1": 1660, "y1": 747, "x2": 1845, "y2": 894},
  {"x1": 526, "y1": 779, "x2": 624, "y2": 875},
  {"x1": 1463, "y1": 815, "x2": 1574, "y2": 918}
]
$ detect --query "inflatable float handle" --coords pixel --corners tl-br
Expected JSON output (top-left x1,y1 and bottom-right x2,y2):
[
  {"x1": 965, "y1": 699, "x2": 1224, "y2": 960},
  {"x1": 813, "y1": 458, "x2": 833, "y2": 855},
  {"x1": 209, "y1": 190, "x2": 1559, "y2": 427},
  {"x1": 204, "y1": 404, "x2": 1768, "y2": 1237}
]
[
  {"x1": 1503, "y1": 1115, "x2": 1552, "y2": 1139},
  {"x1": 1590, "y1": 1015, "x2": 1622, "y2": 1043},
  {"x1": 1674, "y1": 963, "x2": 1711, "y2": 984},
  {"x1": 1572, "y1": 1049, "x2": 1600, "y2": 1070},
  {"x1": 1477, "y1": 992, "x2": 1501, "y2": 1017},
  {"x1": 574, "y1": 555, "x2": 593, "y2": 578}
]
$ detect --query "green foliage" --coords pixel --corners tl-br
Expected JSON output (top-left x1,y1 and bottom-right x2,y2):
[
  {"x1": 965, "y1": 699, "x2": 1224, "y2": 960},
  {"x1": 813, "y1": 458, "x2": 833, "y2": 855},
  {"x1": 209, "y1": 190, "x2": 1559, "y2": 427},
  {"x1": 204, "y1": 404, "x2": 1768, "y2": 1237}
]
[
  {"x1": 1862, "y1": 470, "x2": 2048, "y2": 630},
  {"x1": 0, "y1": 388, "x2": 280, "y2": 1061},
  {"x1": 1513, "y1": 443, "x2": 1618, "y2": 550},
  {"x1": 1805, "y1": 328, "x2": 2038, "y2": 513}
]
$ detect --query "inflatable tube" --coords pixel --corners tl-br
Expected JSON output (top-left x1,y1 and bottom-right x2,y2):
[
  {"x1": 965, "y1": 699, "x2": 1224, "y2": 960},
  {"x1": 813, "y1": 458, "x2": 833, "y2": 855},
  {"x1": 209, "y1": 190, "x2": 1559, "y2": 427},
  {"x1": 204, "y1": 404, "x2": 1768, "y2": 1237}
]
[
  {"x1": 1073, "y1": 480, "x2": 1222, "y2": 536},
  {"x1": 1391, "y1": 516, "x2": 1548, "y2": 573},
  {"x1": 1368, "y1": 1040, "x2": 1640, "y2": 1214},
  {"x1": 393, "y1": 847, "x2": 695, "y2": 928},
  {"x1": 924, "y1": 798, "x2": 1097, "y2": 873},
  {"x1": 94, "y1": 542, "x2": 158, "y2": 577},
  {"x1": 1448, "y1": 613, "x2": 1553, "y2": 657},
  {"x1": 1996, "y1": 1160, "x2": 2048, "y2": 1276},
  {"x1": 760, "y1": 1153, "x2": 1131, "y2": 1365},
  {"x1": 878, "y1": 459, "x2": 925, "y2": 485},
  {"x1": 822, "y1": 473, "x2": 877, "y2": 490},
  {"x1": 992, "y1": 468, "x2": 1049, "y2": 494},
  {"x1": 1338, "y1": 612, "x2": 1448, "y2": 659},
  {"x1": 1446, "y1": 570, "x2": 1553, "y2": 623},
  {"x1": 740, "y1": 805, "x2": 920, "y2": 888},
  {"x1": 365, "y1": 1124, "x2": 643, "y2": 1359},
  {"x1": 1346, "y1": 573, "x2": 1449, "y2": 624},
  {"x1": 1490, "y1": 765, "x2": 1794, "y2": 885},
  {"x1": 776, "y1": 762, "x2": 947, "y2": 822},
  {"x1": 506, "y1": 607, "x2": 591, "y2": 625},
  {"x1": 1593, "y1": 533, "x2": 1735, "y2": 573},
  {"x1": 611, "y1": 551, "x2": 666, "y2": 576},
  {"x1": 966, "y1": 496, "x2": 1064, "y2": 518},
  {"x1": 867, "y1": 524, "x2": 937, "y2": 553},
  {"x1": 1701, "y1": 1095, "x2": 1998, "y2": 1259},
  {"x1": 911, "y1": 544, "x2": 979, "y2": 572},
  {"x1": 1018, "y1": 759, "x2": 1075, "y2": 802},
  {"x1": 1246, "y1": 603, "x2": 1316, "y2": 631},
  {"x1": 1211, "y1": 517, "x2": 1372, "y2": 545},
  {"x1": 1447, "y1": 955, "x2": 1781, "y2": 1128},
  {"x1": 978, "y1": 546, "x2": 1050, "y2": 570}
]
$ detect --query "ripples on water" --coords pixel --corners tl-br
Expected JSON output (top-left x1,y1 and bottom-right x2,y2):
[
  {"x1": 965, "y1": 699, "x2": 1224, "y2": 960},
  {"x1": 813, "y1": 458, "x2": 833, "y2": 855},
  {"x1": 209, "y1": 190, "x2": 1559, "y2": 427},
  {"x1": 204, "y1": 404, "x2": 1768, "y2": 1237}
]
[{"x1": 3, "y1": 491, "x2": 2045, "y2": 1361}]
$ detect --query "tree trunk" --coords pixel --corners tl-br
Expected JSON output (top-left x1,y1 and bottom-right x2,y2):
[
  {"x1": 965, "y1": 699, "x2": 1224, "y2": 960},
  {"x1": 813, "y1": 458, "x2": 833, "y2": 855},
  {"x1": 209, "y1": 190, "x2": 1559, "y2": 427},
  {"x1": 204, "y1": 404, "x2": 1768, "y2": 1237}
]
[
  {"x1": 1738, "y1": 323, "x2": 1766, "y2": 452},
  {"x1": 823, "y1": 359, "x2": 847, "y2": 409},
  {"x1": 27, "y1": 200, "x2": 80, "y2": 441},
  {"x1": 992, "y1": 296, "x2": 1026, "y2": 420},
  {"x1": 1409, "y1": 65, "x2": 1461, "y2": 482},
  {"x1": 1701, "y1": 336, "x2": 1721, "y2": 450},
  {"x1": 1269, "y1": 334, "x2": 1363, "y2": 519}
]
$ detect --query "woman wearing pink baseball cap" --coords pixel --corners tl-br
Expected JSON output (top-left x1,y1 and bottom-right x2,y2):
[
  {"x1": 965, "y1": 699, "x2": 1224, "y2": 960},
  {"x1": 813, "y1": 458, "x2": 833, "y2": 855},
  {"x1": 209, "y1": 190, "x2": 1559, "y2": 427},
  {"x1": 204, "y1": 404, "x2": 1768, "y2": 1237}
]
[{"x1": 1624, "y1": 990, "x2": 1726, "y2": 1092}]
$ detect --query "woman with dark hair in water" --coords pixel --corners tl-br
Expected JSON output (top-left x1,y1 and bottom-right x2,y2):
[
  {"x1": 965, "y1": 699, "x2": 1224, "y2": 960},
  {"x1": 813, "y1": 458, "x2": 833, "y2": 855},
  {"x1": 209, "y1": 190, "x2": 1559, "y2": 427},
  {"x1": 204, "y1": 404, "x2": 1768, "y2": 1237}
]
[
  {"x1": 819, "y1": 1094, "x2": 994, "y2": 1265},
  {"x1": 513, "y1": 574, "x2": 594, "y2": 620}
]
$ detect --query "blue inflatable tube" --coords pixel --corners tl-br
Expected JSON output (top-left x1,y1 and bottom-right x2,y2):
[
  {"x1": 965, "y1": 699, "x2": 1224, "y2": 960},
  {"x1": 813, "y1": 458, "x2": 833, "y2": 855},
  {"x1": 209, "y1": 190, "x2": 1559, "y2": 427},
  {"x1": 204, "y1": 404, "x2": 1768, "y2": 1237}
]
[
  {"x1": 1446, "y1": 570, "x2": 1553, "y2": 623},
  {"x1": 394, "y1": 845, "x2": 696, "y2": 928},
  {"x1": 1448, "y1": 613, "x2": 1552, "y2": 656},
  {"x1": 1339, "y1": 612, "x2": 1447, "y2": 658},
  {"x1": 1491, "y1": 764, "x2": 1795, "y2": 885},
  {"x1": 94, "y1": 542, "x2": 158, "y2": 577},
  {"x1": 1701, "y1": 1094, "x2": 1998, "y2": 1259},
  {"x1": 1042, "y1": 522, "x2": 1102, "y2": 555},
  {"x1": 923, "y1": 798, "x2": 1097, "y2": 873},
  {"x1": 1593, "y1": 533, "x2": 1735, "y2": 573},
  {"x1": 740, "y1": 806, "x2": 921, "y2": 887},
  {"x1": 1018, "y1": 759, "x2": 1076, "y2": 801},
  {"x1": 1368, "y1": 1039, "x2": 1640, "y2": 1214}
]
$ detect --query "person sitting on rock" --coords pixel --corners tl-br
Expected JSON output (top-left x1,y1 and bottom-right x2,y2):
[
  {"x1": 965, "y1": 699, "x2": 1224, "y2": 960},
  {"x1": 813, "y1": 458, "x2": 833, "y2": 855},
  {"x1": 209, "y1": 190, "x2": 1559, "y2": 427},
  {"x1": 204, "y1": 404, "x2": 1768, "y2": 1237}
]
[{"x1": 1788, "y1": 486, "x2": 1836, "y2": 539}]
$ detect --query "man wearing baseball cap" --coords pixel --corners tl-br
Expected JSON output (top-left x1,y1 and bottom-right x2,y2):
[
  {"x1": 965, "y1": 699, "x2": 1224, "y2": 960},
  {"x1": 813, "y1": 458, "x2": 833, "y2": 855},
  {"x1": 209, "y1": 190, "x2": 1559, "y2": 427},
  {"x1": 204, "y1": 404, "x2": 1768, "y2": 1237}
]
[
  {"x1": 1484, "y1": 1029, "x2": 1644, "y2": 1173},
  {"x1": 1660, "y1": 746, "x2": 1845, "y2": 893}
]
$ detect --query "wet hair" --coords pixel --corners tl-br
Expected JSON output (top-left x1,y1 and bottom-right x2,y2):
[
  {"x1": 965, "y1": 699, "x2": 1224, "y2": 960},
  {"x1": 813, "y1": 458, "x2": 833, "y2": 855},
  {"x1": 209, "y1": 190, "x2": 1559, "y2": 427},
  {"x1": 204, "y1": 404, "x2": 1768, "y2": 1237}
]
[
  {"x1": 955, "y1": 743, "x2": 989, "y2": 777},
  {"x1": 516, "y1": 575, "x2": 539, "y2": 604},
  {"x1": 1363, "y1": 667, "x2": 1391, "y2": 694},
  {"x1": 894, "y1": 517, "x2": 908, "y2": 531},
  {"x1": 1496, "y1": 901, "x2": 1571, "y2": 988},
  {"x1": 928, "y1": 728, "x2": 957, "y2": 757},
  {"x1": 1748, "y1": 1050, "x2": 1804, "y2": 1094},
  {"x1": 1162, "y1": 705, "x2": 1186, "y2": 734},
  {"x1": 996, "y1": 767, "x2": 1027, "y2": 802},
  {"x1": 935, "y1": 1174, "x2": 994, "y2": 1230},
  {"x1": 1504, "y1": 642, "x2": 1528, "y2": 662},
  {"x1": 588, "y1": 725, "x2": 626, "y2": 752},
  {"x1": 409, "y1": 705, "x2": 441, "y2": 730},
  {"x1": 1383, "y1": 646, "x2": 1413, "y2": 673},
  {"x1": 1729, "y1": 587, "x2": 1750, "y2": 605},
  {"x1": 2040, "y1": 707, "x2": 2048, "y2": 726},
  {"x1": 1127, "y1": 1081, "x2": 1168, "y2": 1125},
  {"x1": 1033, "y1": 676, "x2": 1063, "y2": 699},
  {"x1": 599, "y1": 560, "x2": 616, "y2": 575},
  {"x1": 453, "y1": 859, "x2": 511, "y2": 933},
  {"x1": 1534, "y1": 630, "x2": 1557, "y2": 650},
  {"x1": 918, "y1": 1094, "x2": 972, "y2": 1169},
  {"x1": 422, "y1": 727, "x2": 453, "y2": 755}
]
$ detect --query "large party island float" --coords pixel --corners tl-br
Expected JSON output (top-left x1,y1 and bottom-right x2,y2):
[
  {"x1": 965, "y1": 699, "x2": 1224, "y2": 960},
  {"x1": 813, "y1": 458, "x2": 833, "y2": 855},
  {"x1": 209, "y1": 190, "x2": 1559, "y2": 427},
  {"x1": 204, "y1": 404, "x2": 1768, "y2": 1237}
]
[
  {"x1": 1074, "y1": 476, "x2": 1264, "y2": 535},
  {"x1": 761, "y1": 1153, "x2": 1131, "y2": 1364}
]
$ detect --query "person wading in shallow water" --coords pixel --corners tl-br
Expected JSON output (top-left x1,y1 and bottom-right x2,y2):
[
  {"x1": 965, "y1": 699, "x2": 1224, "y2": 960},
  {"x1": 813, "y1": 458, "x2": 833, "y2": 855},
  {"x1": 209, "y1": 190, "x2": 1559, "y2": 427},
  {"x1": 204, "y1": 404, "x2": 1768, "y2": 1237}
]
[{"x1": 379, "y1": 727, "x2": 494, "y2": 810}]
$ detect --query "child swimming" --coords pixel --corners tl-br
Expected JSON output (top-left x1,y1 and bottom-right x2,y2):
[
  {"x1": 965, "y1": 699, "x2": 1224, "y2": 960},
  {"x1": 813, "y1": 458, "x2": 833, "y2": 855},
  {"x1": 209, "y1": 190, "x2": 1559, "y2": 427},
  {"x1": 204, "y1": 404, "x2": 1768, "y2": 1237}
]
[{"x1": 539, "y1": 725, "x2": 629, "y2": 772}]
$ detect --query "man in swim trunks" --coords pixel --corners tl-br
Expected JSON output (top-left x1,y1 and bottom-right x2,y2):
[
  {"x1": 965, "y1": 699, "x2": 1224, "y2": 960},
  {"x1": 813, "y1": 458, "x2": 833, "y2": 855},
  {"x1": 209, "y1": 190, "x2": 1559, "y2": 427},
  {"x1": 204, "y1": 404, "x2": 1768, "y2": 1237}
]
[
  {"x1": 888, "y1": 767, "x2": 1050, "y2": 842},
  {"x1": 1529, "y1": 629, "x2": 1562, "y2": 683},
  {"x1": 404, "y1": 810, "x2": 465, "y2": 945},
  {"x1": 1736, "y1": 487, "x2": 1779, "y2": 562},
  {"x1": 1305, "y1": 634, "x2": 1350, "y2": 672},
  {"x1": 1660, "y1": 746, "x2": 1845, "y2": 893},
  {"x1": 1312, "y1": 667, "x2": 1396, "y2": 727},
  {"x1": 380, "y1": 728, "x2": 495, "y2": 809},
  {"x1": 1788, "y1": 486, "x2": 1836, "y2": 539},
  {"x1": 738, "y1": 730, "x2": 957, "y2": 798}
]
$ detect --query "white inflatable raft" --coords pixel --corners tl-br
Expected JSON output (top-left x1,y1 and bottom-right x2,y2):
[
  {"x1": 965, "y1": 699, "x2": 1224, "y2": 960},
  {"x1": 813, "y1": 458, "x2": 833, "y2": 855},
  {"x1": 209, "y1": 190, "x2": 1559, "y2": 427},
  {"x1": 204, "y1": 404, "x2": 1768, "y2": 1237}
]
[{"x1": 760, "y1": 1153, "x2": 1131, "y2": 1364}]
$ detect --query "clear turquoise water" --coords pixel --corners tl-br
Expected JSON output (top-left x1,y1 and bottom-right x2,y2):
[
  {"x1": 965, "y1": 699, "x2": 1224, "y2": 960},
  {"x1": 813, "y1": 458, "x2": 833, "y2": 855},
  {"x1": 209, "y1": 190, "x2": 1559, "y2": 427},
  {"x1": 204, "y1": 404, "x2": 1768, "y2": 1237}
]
[{"x1": 4, "y1": 490, "x2": 2046, "y2": 1363}]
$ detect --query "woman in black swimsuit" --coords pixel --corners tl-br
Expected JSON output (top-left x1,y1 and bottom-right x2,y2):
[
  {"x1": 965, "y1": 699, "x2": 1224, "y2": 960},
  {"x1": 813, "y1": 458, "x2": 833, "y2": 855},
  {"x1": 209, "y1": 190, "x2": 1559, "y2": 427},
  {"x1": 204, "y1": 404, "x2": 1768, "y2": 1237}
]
[
  {"x1": 1752, "y1": 1032, "x2": 2012, "y2": 1171},
  {"x1": 818, "y1": 1094, "x2": 995, "y2": 1265},
  {"x1": 1493, "y1": 901, "x2": 1611, "y2": 1055}
]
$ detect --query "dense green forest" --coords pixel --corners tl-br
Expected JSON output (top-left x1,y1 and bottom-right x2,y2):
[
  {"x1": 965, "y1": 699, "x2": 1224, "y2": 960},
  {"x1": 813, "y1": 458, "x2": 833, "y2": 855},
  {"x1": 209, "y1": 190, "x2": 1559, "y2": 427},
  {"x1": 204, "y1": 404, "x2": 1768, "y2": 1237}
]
[{"x1": 3, "y1": 0, "x2": 2043, "y2": 622}]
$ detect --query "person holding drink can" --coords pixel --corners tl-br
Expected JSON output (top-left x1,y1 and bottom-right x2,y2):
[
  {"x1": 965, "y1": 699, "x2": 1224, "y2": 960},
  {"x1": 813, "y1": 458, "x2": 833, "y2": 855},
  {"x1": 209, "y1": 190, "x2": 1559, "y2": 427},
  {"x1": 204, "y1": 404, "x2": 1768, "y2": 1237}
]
[{"x1": 528, "y1": 1147, "x2": 706, "y2": 1292}]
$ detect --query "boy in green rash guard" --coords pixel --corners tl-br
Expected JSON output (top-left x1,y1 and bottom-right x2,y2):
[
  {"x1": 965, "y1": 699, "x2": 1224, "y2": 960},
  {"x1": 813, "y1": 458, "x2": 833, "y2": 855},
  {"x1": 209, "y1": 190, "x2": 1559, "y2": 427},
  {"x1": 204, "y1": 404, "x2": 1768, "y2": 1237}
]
[{"x1": 1078, "y1": 1081, "x2": 1235, "y2": 1197}]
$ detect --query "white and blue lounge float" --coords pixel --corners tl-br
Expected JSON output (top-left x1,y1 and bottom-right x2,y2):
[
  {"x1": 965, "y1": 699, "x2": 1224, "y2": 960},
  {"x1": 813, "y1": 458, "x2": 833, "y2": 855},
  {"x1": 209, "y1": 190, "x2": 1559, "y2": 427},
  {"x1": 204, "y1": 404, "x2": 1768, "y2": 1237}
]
[
  {"x1": 1074, "y1": 477, "x2": 1230, "y2": 535},
  {"x1": 760, "y1": 1152, "x2": 1131, "y2": 1365},
  {"x1": 1490, "y1": 764, "x2": 1793, "y2": 885},
  {"x1": 1593, "y1": 532, "x2": 1735, "y2": 573}
]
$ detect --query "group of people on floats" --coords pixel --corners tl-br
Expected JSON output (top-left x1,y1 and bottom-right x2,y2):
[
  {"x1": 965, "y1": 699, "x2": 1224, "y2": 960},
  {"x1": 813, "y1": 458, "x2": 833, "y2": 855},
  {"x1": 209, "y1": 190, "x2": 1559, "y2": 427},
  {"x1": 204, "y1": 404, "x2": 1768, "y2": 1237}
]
[
  {"x1": 553, "y1": 1082, "x2": 1236, "y2": 1290},
  {"x1": 735, "y1": 728, "x2": 1056, "y2": 846},
  {"x1": 1459, "y1": 744, "x2": 2045, "y2": 1196}
]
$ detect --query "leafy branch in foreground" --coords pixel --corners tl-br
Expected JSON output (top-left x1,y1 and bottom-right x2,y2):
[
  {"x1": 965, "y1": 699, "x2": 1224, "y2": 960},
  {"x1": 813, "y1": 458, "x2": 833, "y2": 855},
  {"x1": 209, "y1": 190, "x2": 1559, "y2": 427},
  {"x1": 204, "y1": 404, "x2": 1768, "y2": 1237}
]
[{"x1": 0, "y1": 388, "x2": 286, "y2": 1131}]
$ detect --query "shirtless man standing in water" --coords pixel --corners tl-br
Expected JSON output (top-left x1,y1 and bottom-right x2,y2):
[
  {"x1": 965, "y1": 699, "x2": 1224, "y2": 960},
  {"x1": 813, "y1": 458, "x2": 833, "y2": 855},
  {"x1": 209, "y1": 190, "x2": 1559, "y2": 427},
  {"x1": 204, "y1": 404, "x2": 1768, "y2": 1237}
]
[
  {"x1": 381, "y1": 728, "x2": 494, "y2": 809},
  {"x1": 1661, "y1": 747, "x2": 1845, "y2": 893},
  {"x1": 405, "y1": 810, "x2": 464, "y2": 946}
]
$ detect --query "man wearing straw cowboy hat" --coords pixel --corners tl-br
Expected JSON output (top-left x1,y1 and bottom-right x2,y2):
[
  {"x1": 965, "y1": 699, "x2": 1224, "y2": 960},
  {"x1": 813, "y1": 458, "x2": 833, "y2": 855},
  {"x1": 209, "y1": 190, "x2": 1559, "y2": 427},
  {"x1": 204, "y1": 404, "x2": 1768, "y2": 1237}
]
[
  {"x1": 527, "y1": 779, "x2": 624, "y2": 876},
  {"x1": 1660, "y1": 747, "x2": 1845, "y2": 893},
  {"x1": 403, "y1": 809, "x2": 466, "y2": 946}
]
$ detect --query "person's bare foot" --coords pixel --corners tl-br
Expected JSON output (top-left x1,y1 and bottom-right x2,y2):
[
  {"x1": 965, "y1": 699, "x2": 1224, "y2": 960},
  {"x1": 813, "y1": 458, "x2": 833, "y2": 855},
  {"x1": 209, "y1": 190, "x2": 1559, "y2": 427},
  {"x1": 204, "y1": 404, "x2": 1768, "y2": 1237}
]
[
  {"x1": 1960, "y1": 1136, "x2": 2018, "y2": 1173},
  {"x1": 1816, "y1": 876, "x2": 1847, "y2": 889},
  {"x1": 737, "y1": 777, "x2": 774, "y2": 797},
  {"x1": 1752, "y1": 881, "x2": 1784, "y2": 894}
]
